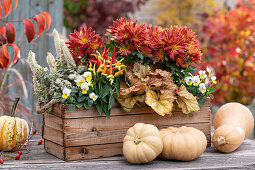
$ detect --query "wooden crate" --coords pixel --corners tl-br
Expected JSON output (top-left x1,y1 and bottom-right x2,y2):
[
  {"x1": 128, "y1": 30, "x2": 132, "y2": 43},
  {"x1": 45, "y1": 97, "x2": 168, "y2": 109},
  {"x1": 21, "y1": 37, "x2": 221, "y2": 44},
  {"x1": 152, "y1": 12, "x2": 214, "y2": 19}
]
[{"x1": 42, "y1": 99, "x2": 211, "y2": 161}]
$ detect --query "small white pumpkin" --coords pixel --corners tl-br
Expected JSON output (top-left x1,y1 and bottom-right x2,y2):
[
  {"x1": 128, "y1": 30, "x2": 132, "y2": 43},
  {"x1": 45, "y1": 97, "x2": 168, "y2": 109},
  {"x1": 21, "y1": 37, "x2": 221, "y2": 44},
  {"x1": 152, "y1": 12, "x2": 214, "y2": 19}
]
[{"x1": 123, "y1": 123, "x2": 163, "y2": 164}]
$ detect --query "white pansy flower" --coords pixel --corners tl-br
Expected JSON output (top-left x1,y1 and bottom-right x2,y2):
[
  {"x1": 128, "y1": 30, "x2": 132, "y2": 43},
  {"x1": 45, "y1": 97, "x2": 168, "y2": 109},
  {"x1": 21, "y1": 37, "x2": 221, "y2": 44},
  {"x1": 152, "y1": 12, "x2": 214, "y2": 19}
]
[
  {"x1": 68, "y1": 74, "x2": 77, "y2": 80},
  {"x1": 199, "y1": 83, "x2": 206, "y2": 94},
  {"x1": 83, "y1": 71, "x2": 92, "y2": 82},
  {"x1": 81, "y1": 83, "x2": 89, "y2": 94},
  {"x1": 75, "y1": 75, "x2": 86, "y2": 87},
  {"x1": 62, "y1": 87, "x2": 71, "y2": 99},
  {"x1": 89, "y1": 93, "x2": 98, "y2": 101},
  {"x1": 204, "y1": 74, "x2": 209, "y2": 85},
  {"x1": 211, "y1": 76, "x2": 217, "y2": 84},
  {"x1": 86, "y1": 81, "x2": 92, "y2": 86},
  {"x1": 192, "y1": 76, "x2": 200, "y2": 86},
  {"x1": 236, "y1": 47, "x2": 241, "y2": 53},
  {"x1": 184, "y1": 77, "x2": 193, "y2": 86},
  {"x1": 206, "y1": 67, "x2": 211, "y2": 77},
  {"x1": 55, "y1": 78, "x2": 61, "y2": 84},
  {"x1": 199, "y1": 70, "x2": 206, "y2": 80}
]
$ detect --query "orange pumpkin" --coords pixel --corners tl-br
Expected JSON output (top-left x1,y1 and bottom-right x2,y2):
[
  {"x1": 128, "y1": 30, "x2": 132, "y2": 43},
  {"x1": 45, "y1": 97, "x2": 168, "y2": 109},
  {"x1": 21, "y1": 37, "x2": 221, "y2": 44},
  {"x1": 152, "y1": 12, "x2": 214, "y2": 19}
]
[{"x1": 0, "y1": 116, "x2": 29, "y2": 151}]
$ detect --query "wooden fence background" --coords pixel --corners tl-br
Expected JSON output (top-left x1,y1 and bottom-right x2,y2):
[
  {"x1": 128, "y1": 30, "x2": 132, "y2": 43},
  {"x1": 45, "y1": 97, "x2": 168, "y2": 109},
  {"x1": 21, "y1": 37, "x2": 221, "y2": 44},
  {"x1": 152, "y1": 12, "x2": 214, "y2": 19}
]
[{"x1": 5, "y1": 0, "x2": 63, "y2": 128}]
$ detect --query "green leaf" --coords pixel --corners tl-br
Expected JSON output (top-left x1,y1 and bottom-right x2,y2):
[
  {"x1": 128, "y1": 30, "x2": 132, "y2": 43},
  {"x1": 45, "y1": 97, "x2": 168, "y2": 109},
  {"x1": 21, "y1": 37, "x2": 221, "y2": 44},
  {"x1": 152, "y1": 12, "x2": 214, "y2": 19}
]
[
  {"x1": 209, "y1": 94, "x2": 214, "y2": 99},
  {"x1": 76, "y1": 103, "x2": 83, "y2": 108},
  {"x1": 115, "y1": 77, "x2": 121, "y2": 97},
  {"x1": 84, "y1": 100, "x2": 93, "y2": 109},
  {"x1": 77, "y1": 95, "x2": 86, "y2": 102},
  {"x1": 108, "y1": 95, "x2": 115, "y2": 110},
  {"x1": 71, "y1": 87, "x2": 79, "y2": 93},
  {"x1": 198, "y1": 98, "x2": 206, "y2": 106},
  {"x1": 53, "y1": 94, "x2": 62, "y2": 99},
  {"x1": 208, "y1": 88, "x2": 216, "y2": 93},
  {"x1": 99, "y1": 84, "x2": 110, "y2": 98},
  {"x1": 69, "y1": 104, "x2": 75, "y2": 112},
  {"x1": 95, "y1": 102, "x2": 102, "y2": 115},
  {"x1": 137, "y1": 53, "x2": 144, "y2": 60}
]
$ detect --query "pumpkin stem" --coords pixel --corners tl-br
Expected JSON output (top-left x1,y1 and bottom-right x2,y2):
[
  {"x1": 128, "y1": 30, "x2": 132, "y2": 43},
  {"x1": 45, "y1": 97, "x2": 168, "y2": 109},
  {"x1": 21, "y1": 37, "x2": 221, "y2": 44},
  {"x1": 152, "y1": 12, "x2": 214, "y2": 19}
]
[
  {"x1": 134, "y1": 136, "x2": 141, "y2": 144},
  {"x1": 11, "y1": 97, "x2": 20, "y2": 117},
  {"x1": 216, "y1": 136, "x2": 226, "y2": 146}
]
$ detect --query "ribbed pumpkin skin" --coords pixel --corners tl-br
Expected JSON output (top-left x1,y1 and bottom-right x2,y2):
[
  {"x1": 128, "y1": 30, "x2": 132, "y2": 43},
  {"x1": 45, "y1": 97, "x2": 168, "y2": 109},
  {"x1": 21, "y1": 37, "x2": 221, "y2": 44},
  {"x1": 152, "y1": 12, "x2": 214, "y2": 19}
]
[
  {"x1": 213, "y1": 103, "x2": 254, "y2": 153},
  {"x1": 0, "y1": 116, "x2": 29, "y2": 151},
  {"x1": 160, "y1": 126, "x2": 207, "y2": 161},
  {"x1": 123, "y1": 123, "x2": 163, "y2": 164}
]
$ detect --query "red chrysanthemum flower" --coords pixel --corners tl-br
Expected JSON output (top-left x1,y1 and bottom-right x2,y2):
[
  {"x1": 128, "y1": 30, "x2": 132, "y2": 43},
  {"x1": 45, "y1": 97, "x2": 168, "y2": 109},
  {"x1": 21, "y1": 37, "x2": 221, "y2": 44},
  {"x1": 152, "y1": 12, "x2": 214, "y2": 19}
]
[
  {"x1": 163, "y1": 27, "x2": 188, "y2": 61},
  {"x1": 107, "y1": 17, "x2": 148, "y2": 55},
  {"x1": 146, "y1": 25, "x2": 202, "y2": 67},
  {"x1": 66, "y1": 25, "x2": 104, "y2": 64},
  {"x1": 115, "y1": 42, "x2": 133, "y2": 56}
]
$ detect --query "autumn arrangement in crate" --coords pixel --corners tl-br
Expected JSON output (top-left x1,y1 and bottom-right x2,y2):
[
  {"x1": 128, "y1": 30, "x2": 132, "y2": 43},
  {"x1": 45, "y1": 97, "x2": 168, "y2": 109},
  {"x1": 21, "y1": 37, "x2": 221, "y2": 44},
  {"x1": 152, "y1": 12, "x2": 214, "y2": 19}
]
[{"x1": 29, "y1": 17, "x2": 216, "y2": 161}]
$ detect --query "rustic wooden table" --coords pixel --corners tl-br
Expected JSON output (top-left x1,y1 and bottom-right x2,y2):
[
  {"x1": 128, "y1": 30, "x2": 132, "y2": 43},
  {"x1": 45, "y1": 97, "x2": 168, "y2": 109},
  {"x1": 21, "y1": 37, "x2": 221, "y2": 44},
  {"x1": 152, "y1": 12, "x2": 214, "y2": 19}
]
[{"x1": 1, "y1": 134, "x2": 255, "y2": 170}]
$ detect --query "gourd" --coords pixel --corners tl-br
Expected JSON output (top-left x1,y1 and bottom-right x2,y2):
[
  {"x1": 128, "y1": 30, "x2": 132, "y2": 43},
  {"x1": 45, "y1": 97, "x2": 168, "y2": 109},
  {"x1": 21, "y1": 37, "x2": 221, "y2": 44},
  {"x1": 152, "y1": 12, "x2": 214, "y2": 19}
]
[
  {"x1": 123, "y1": 123, "x2": 163, "y2": 164},
  {"x1": 0, "y1": 98, "x2": 29, "y2": 151},
  {"x1": 213, "y1": 102, "x2": 254, "y2": 153},
  {"x1": 160, "y1": 126, "x2": 207, "y2": 161}
]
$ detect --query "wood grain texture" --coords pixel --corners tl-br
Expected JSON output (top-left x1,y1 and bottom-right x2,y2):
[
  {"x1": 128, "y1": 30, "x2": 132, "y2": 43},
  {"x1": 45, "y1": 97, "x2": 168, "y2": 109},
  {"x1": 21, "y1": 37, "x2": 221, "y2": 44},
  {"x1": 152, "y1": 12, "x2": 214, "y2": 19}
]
[
  {"x1": 2, "y1": 134, "x2": 255, "y2": 169},
  {"x1": 42, "y1": 100, "x2": 211, "y2": 161}
]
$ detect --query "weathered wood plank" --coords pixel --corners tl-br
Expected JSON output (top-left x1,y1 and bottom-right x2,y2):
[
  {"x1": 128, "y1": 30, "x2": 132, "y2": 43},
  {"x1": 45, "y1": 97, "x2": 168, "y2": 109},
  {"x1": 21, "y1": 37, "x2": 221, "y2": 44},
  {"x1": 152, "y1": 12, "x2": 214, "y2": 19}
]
[
  {"x1": 1, "y1": 135, "x2": 255, "y2": 169},
  {"x1": 63, "y1": 109, "x2": 210, "y2": 133},
  {"x1": 43, "y1": 126, "x2": 63, "y2": 146},
  {"x1": 64, "y1": 122, "x2": 211, "y2": 147},
  {"x1": 52, "y1": 99, "x2": 210, "y2": 119},
  {"x1": 44, "y1": 139, "x2": 64, "y2": 160}
]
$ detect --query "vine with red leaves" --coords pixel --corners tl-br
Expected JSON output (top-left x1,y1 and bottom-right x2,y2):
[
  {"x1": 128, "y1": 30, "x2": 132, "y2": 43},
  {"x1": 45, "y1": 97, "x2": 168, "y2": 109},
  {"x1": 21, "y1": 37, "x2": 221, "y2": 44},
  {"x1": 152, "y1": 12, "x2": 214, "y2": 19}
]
[{"x1": 0, "y1": 0, "x2": 51, "y2": 69}]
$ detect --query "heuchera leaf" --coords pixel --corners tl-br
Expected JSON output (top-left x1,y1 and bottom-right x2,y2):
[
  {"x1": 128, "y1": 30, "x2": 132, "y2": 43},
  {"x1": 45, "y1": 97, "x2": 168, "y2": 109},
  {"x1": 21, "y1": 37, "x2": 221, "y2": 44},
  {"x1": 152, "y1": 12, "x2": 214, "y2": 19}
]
[
  {"x1": 33, "y1": 14, "x2": 46, "y2": 38},
  {"x1": 145, "y1": 90, "x2": 174, "y2": 116},
  {"x1": 176, "y1": 84, "x2": 200, "y2": 114},
  {"x1": 14, "y1": 0, "x2": 18, "y2": 10},
  {"x1": 6, "y1": 22, "x2": 15, "y2": 43},
  {"x1": 3, "y1": 0, "x2": 12, "y2": 18},
  {"x1": 23, "y1": 19, "x2": 35, "y2": 42},
  {"x1": 41, "y1": 12, "x2": 51, "y2": 31}
]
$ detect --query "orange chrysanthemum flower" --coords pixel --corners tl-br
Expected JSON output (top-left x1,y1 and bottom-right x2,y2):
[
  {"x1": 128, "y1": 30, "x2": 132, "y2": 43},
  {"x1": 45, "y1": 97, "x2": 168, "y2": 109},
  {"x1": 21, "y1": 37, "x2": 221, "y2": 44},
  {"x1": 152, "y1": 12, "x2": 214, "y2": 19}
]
[
  {"x1": 107, "y1": 17, "x2": 148, "y2": 54},
  {"x1": 147, "y1": 25, "x2": 202, "y2": 67},
  {"x1": 66, "y1": 25, "x2": 104, "y2": 64}
]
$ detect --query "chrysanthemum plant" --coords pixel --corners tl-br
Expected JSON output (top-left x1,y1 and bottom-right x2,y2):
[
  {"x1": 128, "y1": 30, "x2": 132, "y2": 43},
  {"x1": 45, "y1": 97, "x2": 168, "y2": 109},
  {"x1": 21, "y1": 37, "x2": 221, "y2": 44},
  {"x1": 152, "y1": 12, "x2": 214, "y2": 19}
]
[
  {"x1": 106, "y1": 17, "x2": 216, "y2": 107},
  {"x1": 29, "y1": 17, "x2": 216, "y2": 118}
]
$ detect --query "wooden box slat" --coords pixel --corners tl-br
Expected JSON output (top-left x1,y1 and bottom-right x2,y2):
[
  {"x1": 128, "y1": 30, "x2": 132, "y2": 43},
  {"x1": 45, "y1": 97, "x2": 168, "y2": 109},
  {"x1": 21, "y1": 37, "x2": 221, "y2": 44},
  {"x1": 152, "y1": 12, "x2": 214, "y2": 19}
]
[{"x1": 43, "y1": 99, "x2": 211, "y2": 161}]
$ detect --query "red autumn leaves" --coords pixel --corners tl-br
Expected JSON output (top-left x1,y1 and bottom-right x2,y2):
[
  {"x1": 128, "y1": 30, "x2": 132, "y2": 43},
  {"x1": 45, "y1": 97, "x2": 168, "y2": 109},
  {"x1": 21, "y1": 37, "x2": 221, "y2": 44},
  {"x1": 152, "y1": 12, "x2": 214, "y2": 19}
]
[{"x1": 0, "y1": 0, "x2": 51, "y2": 68}]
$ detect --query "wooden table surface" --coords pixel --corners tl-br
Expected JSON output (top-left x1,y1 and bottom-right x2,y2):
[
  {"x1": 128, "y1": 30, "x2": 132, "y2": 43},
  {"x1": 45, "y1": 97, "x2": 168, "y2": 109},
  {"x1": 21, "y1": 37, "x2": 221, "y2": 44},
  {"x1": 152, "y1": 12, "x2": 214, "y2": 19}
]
[{"x1": 1, "y1": 134, "x2": 255, "y2": 170}]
